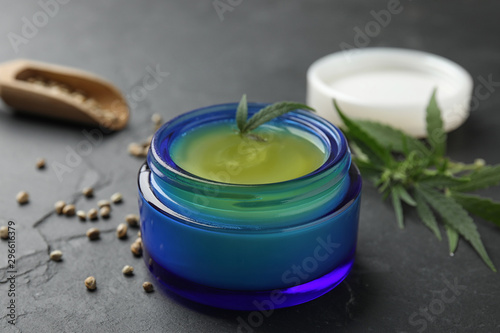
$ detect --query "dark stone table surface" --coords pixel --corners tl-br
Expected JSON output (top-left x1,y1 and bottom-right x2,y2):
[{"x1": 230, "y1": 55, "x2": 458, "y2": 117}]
[{"x1": 0, "y1": 1, "x2": 499, "y2": 332}]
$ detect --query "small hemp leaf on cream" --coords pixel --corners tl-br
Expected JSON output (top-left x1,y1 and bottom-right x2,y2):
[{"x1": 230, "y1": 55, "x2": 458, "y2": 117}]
[{"x1": 235, "y1": 94, "x2": 315, "y2": 141}]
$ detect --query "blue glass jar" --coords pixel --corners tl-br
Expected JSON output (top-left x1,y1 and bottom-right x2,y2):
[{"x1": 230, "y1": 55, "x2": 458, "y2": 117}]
[{"x1": 138, "y1": 103, "x2": 362, "y2": 310}]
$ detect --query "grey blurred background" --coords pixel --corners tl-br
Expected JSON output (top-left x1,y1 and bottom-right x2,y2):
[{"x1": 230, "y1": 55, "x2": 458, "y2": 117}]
[{"x1": 0, "y1": 1, "x2": 499, "y2": 332}]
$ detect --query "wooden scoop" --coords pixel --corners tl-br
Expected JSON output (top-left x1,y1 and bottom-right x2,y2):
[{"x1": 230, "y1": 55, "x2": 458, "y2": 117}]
[{"x1": 0, "y1": 59, "x2": 129, "y2": 131}]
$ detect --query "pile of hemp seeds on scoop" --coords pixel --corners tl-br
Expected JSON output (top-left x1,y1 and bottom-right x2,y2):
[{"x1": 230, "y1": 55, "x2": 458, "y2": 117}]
[
  {"x1": 0, "y1": 113, "x2": 165, "y2": 293},
  {"x1": 24, "y1": 75, "x2": 127, "y2": 127}
]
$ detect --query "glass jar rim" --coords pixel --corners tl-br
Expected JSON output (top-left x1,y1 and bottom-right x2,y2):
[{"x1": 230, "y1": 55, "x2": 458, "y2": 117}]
[{"x1": 149, "y1": 102, "x2": 349, "y2": 188}]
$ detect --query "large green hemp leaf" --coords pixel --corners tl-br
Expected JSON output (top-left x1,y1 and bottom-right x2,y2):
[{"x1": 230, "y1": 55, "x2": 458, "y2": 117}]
[{"x1": 334, "y1": 93, "x2": 499, "y2": 271}]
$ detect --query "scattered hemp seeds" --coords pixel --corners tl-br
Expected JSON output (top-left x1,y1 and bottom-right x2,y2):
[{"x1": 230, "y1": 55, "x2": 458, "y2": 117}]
[
  {"x1": 131, "y1": 240, "x2": 142, "y2": 257},
  {"x1": 125, "y1": 214, "x2": 139, "y2": 227},
  {"x1": 86, "y1": 227, "x2": 100, "y2": 240},
  {"x1": 85, "y1": 276, "x2": 97, "y2": 291},
  {"x1": 143, "y1": 281, "x2": 154, "y2": 293},
  {"x1": 110, "y1": 192, "x2": 123, "y2": 204},
  {"x1": 128, "y1": 109, "x2": 161, "y2": 158},
  {"x1": 99, "y1": 206, "x2": 111, "y2": 219},
  {"x1": 122, "y1": 265, "x2": 134, "y2": 276},
  {"x1": 36, "y1": 158, "x2": 46, "y2": 169},
  {"x1": 116, "y1": 223, "x2": 128, "y2": 239},
  {"x1": 0, "y1": 226, "x2": 8, "y2": 240},
  {"x1": 88, "y1": 208, "x2": 98, "y2": 220},
  {"x1": 77, "y1": 210, "x2": 87, "y2": 221},
  {"x1": 49, "y1": 250, "x2": 63, "y2": 262},
  {"x1": 16, "y1": 191, "x2": 29, "y2": 204},
  {"x1": 62, "y1": 204, "x2": 76, "y2": 216},
  {"x1": 97, "y1": 200, "x2": 111, "y2": 208},
  {"x1": 54, "y1": 201, "x2": 66, "y2": 214},
  {"x1": 128, "y1": 114, "x2": 160, "y2": 157},
  {"x1": 82, "y1": 187, "x2": 94, "y2": 198},
  {"x1": 128, "y1": 142, "x2": 148, "y2": 158}
]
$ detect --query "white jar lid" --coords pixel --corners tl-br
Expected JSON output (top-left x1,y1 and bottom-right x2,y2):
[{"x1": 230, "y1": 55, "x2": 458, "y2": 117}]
[{"x1": 306, "y1": 48, "x2": 473, "y2": 137}]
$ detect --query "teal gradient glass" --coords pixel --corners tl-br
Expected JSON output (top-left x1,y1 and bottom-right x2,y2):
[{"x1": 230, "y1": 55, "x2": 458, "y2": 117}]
[{"x1": 138, "y1": 103, "x2": 362, "y2": 310}]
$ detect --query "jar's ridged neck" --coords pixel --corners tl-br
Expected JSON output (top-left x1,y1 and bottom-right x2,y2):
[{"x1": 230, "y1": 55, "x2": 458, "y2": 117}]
[
  {"x1": 149, "y1": 152, "x2": 351, "y2": 227},
  {"x1": 147, "y1": 103, "x2": 351, "y2": 228},
  {"x1": 138, "y1": 163, "x2": 362, "y2": 233}
]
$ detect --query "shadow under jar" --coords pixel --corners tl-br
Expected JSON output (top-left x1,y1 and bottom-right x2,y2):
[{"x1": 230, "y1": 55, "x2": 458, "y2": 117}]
[{"x1": 138, "y1": 103, "x2": 362, "y2": 310}]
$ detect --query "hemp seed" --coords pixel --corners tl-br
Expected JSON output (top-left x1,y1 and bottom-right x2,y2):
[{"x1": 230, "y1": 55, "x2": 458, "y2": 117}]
[
  {"x1": 125, "y1": 214, "x2": 139, "y2": 227},
  {"x1": 54, "y1": 201, "x2": 66, "y2": 214},
  {"x1": 110, "y1": 192, "x2": 123, "y2": 204},
  {"x1": 99, "y1": 206, "x2": 111, "y2": 219},
  {"x1": 143, "y1": 281, "x2": 154, "y2": 293},
  {"x1": 97, "y1": 200, "x2": 111, "y2": 208},
  {"x1": 0, "y1": 226, "x2": 8, "y2": 240},
  {"x1": 128, "y1": 142, "x2": 144, "y2": 157},
  {"x1": 36, "y1": 158, "x2": 46, "y2": 169},
  {"x1": 88, "y1": 208, "x2": 98, "y2": 220},
  {"x1": 62, "y1": 204, "x2": 76, "y2": 216},
  {"x1": 49, "y1": 250, "x2": 63, "y2": 262},
  {"x1": 77, "y1": 210, "x2": 87, "y2": 221},
  {"x1": 122, "y1": 265, "x2": 134, "y2": 276},
  {"x1": 131, "y1": 241, "x2": 142, "y2": 257},
  {"x1": 82, "y1": 187, "x2": 94, "y2": 198},
  {"x1": 116, "y1": 223, "x2": 128, "y2": 239},
  {"x1": 86, "y1": 227, "x2": 100, "y2": 240},
  {"x1": 151, "y1": 113, "x2": 162, "y2": 125},
  {"x1": 85, "y1": 276, "x2": 96, "y2": 291},
  {"x1": 152, "y1": 113, "x2": 163, "y2": 131},
  {"x1": 16, "y1": 191, "x2": 29, "y2": 204}
]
